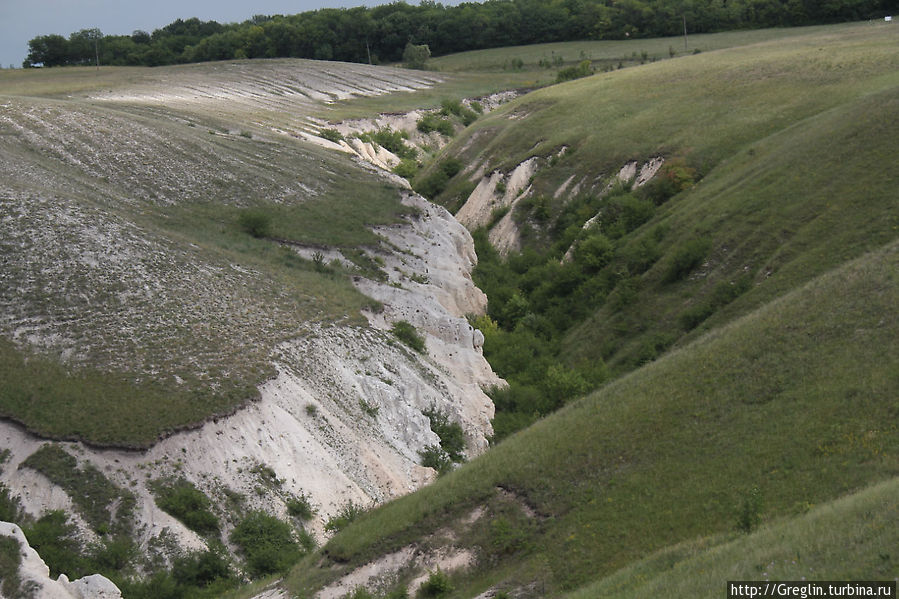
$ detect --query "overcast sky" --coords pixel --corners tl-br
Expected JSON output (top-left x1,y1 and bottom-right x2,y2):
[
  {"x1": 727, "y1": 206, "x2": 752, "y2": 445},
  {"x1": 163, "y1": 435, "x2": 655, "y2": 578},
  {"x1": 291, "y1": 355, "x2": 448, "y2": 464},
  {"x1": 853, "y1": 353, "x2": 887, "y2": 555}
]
[{"x1": 0, "y1": 0, "x2": 372, "y2": 69}]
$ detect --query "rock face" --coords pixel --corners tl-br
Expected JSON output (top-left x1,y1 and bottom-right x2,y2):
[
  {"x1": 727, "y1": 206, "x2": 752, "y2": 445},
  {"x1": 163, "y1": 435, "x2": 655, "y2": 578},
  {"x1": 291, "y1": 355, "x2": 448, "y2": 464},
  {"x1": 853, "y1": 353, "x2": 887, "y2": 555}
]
[{"x1": 0, "y1": 521, "x2": 122, "y2": 599}]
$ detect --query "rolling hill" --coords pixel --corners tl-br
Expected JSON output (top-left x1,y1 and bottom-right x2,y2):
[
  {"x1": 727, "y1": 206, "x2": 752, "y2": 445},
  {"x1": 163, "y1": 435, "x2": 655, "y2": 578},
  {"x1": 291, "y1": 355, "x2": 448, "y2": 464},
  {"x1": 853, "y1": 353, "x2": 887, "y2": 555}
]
[{"x1": 277, "y1": 21, "x2": 899, "y2": 599}]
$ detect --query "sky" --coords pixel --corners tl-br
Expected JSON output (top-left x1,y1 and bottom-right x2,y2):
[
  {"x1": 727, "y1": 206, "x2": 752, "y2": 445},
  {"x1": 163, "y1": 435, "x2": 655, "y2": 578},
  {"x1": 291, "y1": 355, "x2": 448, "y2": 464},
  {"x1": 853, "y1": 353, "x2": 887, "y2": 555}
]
[{"x1": 0, "y1": 0, "x2": 369, "y2": 69}]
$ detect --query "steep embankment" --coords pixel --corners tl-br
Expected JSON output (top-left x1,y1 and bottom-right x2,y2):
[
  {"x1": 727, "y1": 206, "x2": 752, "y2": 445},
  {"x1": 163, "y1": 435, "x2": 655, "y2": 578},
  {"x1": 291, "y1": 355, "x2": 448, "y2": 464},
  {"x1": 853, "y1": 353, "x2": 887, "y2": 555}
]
[{"x1": 0, "y1": 59, "x2": 502, "y2": 574}]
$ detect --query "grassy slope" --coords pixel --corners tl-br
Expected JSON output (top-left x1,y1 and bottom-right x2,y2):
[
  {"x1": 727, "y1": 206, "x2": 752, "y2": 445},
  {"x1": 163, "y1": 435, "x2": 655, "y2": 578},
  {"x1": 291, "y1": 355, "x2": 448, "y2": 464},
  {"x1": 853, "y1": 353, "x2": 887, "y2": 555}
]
[
  {"x1": 566, "y1": 81, "x2": 899, "y2": 370},
  {"x1": 0, "y1": 68, "x2": 414, "y2": 446},
  {"x1": 428, "y1": 24, "x2": 841, "y2": 72},
  {"x1": 286, "y1": 238, "x2": 899, "y2": 596},
  {"x1": 438, "y1": 21, "x2": 899, "y2": 187},
  {"x1": 423, "y1": 21, "x2": 899, "y2": 371},
  {"x1": 568, "y1": 477, "x2": 899, "y2": 598},
  {"x1": 282, "y1": 24, "x2": 899, "y2": 597}
]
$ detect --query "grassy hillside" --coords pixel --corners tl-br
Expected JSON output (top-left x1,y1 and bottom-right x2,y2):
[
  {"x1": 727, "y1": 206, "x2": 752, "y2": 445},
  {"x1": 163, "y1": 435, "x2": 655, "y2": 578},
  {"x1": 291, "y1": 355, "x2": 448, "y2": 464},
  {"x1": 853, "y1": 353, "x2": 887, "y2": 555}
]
[
  {"x1": 278, "y1": 23, "x2": 899, "y2": 598},
  {"x1": 0, "y1": 63, "x2": 428, "y2": 447},
  {"x1": 405, "y1": 21, "x2": 899, "y2": 438},
  {"x1": 285, "y1": 238, "x2": 899, "y2": 596},
  {"x1": 567, "y1": 476, "x2": 899, "y2": 598}
]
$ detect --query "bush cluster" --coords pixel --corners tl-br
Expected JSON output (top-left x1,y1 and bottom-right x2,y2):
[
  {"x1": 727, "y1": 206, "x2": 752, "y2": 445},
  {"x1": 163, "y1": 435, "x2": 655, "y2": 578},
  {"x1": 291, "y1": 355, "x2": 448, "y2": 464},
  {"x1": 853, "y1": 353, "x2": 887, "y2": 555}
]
[
  {"x1": 325, "y1": 501, "x2": 365, "y2": 533},
  {"x1": 152, "y1": 478, "x2": 220, "y2": 536},
  {"x1": 556, "y1": 59, "x2": 593, "y2": 83},
  {"x1": 391, "y1": 320, "x2": 426, "y2": 353},
  {"x1": 237, "y1": 209, "x2": 272, "y2": 238},
  {"x1": 230, "y1": 511, "x2": 304, "y2": 577},
  {"x1": 416, "y1": 114, "x2": 454, "y2": 137},
  {"x1": 359, "y1": 127, "x2": 417, "y2": 160}
]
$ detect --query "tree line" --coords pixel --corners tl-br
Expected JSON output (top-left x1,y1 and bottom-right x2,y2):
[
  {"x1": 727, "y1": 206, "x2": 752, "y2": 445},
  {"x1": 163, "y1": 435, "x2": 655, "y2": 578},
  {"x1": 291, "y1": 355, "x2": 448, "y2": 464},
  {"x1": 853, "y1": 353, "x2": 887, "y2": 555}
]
[{"x1": 24, "y1": 0, "x2": 892, "y2": 67}]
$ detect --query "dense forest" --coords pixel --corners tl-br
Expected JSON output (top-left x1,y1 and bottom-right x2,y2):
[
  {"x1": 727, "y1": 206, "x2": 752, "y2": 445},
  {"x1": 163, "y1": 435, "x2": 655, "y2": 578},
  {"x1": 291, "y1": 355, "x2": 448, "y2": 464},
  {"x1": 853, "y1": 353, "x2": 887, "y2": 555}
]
[{"x1": 23, "y1": 0, "x2": 892, "y2": 68}]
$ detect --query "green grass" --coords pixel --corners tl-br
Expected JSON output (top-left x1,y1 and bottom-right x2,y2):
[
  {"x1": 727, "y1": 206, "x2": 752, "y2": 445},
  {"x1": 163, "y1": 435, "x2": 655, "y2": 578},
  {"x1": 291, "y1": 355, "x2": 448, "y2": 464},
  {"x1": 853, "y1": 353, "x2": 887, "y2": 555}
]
[
  {"x1": 416, "y1": 22, "x2": 899, "y2": 425},
  {"x1": 0, "y1": 337, "x2": 260, "y2": 448},
  {"x1": 0, "y1": 65, "x2": 151, "y2": 97},
  {"x1": 485, "y1": 23, "x2": 892, "y2": 173},
  {"x1": 565, "y1": 477, "x2": 899, "y2": 598},
  {"x1": 286, "y1": 238, "x2": 899, "y2": 596},
  {"x1": 21, "y1": 444, "x2": 136, "y2": 534},
  {"x1": 427, "y1": 25, "x2": 850, "y2": 73},
  {"x1": 0, "y1": 536, "x2": 23, "y2": 598},
  {"x1": 319, "y1": 24, "x2": 879, "y2": 122}
]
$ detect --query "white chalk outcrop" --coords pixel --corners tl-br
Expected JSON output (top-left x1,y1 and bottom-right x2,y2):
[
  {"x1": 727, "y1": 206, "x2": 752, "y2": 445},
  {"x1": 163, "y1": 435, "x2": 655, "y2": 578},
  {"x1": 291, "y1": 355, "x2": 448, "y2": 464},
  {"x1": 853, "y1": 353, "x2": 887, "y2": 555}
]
[
  {"x1": 0, "y1": 521, "x2": 122, "y2": 599},
  {"x1": 0, "y1": 185, "x2": 500, "y2": 553}
]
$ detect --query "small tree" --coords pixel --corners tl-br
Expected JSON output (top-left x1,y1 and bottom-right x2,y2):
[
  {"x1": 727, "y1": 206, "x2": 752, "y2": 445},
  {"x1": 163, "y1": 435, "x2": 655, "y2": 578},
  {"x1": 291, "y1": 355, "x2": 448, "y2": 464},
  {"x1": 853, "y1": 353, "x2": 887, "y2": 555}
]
[{"x1": 403, "y1": 43, "x2": 430, "y2": 69}]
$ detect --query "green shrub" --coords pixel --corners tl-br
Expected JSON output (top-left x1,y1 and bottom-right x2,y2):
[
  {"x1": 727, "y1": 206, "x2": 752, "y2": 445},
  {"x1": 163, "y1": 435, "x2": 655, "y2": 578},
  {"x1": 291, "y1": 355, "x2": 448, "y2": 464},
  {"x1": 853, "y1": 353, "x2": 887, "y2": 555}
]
[
  {"x1": 416, "y1": 114, "x2": 454, "y2": 137},
  {"x1": 325, "y1": 501, "x2": 365, "y2": 533},
  {"x1": 417, "y1": 570, "x2": 453, "y2": 597},
  {"x1": 171, "y1": 546, "x2": 234, "y2": 589},
  {"x1": 153, "y1": 478, "x2": 219, "y2": 536},
  {"x1": 665, "y1": 237, "x2": 712, "y2": 282},
  {"x1": 0, "y1": 485, "x2": 23, "y2": 523},
  {"x1": 573, "y1": 233, "x2": 614, "y2": 273},
  {"x1": 606, "y1": 193, "x2": 655, "y2": 237},
  {"x1": 439, "y1": 99, "x2": 463, "y2": 116},
  {"x1": 439, "y1": 157, "x2": 463, "y2": 178},
  {"x1": 89, "y1": 535, "x2": 137, "y2": 572},
  {"x1": 318, "y1": 128, "x2": 344, "y2": 143},
  {"x1": 419, "y1": 445, "x2": 453, "y2": 475},
  {"x1": 23, "y1": 511, "x2": 87, "y2": 579},
  {"x1": 286, "y1": 494, "x2": 315, "y2": 521},
  {"x1": 413, "y1": 169, "x2": 449, "y2": 199},
  {"x1": 403, "y1": 42, "x2": 430, "y2": 69},
  {"x1": 237, "y1": 209, "x2": 272, "y2": 238},
  {"x1": 618, "y1": 236, "x2": 662, "y2": 274},
  {"x1": 423, "y1": 407, "x2": 465, "y2": 462},
  {"x1": 391, "y1": 320, "x2": 426, "y2": 353},
  {"x1": 230, "y1": 511, "x2": 302, "y2": 577},
  {"x1": 0, "y1": 536, "x2": 22, "y2": 599},
  {"x1": 393, "y1": 158, "x2": 419, "y2": 180},
  {"x1": 360, "y1": 127, "x2": 416, "y2": 160},
  {"x1": 556, "y1": 59, "x2": 593, "y2": 83},
  {"x1": 737, "y1": 486, "x2": 763, "y2": 533}
]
